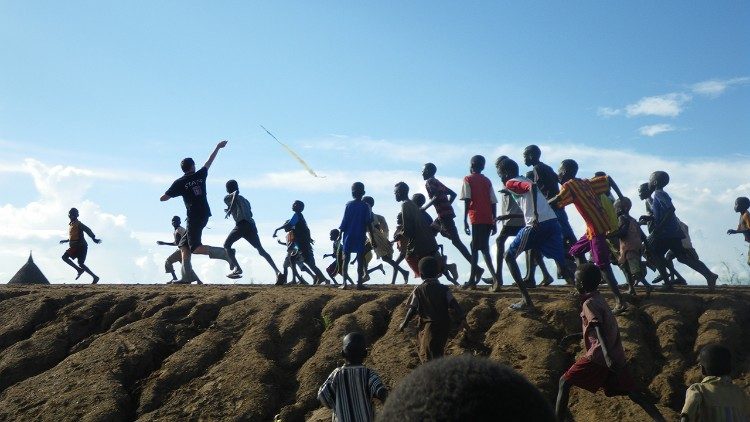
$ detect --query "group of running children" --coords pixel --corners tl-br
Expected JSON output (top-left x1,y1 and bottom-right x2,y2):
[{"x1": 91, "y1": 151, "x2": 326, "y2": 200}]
[{"x1": 58, "y1": 141, "x2": 750, "y2": 421}]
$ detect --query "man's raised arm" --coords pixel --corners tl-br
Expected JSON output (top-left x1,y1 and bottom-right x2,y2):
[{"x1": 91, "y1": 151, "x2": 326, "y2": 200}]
[{"x1": 204, "y1": 140, "x2": 228, "y2": 170}]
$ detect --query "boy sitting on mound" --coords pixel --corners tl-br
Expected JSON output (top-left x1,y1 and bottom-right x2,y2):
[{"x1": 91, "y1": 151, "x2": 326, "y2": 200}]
[
  {"x1": 398, "y1": 256, "x2": 468, "y2": 363},
  {"x1": 318, "y1": 332, "x2": 388, "y2": 422},
  {"x1": 556, "y1": 263, "x2": 665, "y2": 422}
]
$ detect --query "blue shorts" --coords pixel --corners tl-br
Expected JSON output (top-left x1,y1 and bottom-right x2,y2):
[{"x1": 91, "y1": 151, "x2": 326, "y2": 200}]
[{"x1": 507, "y1": 219, "x2": 566, "y2": 264}]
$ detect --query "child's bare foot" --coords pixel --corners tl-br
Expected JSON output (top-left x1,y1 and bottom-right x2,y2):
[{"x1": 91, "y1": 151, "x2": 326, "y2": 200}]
[
  {"x1": 91, "y1": 276, "x2": 99, "y2": 285},
  {"x1": 75, "y1": 269, "x2": 84, "y2": 280},
  {"x1": 400, "y1": 269, "x2": 409, "y2": 284},
  {"x1": 540, "y1": 275, "x2": 554, "y2": 287},
  {"x1": 509, "y1": 300, "x2": 533, "y2": 311}
]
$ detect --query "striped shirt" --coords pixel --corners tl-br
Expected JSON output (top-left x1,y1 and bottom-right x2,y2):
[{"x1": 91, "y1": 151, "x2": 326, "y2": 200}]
[
  {"x1": 425, "y1": 177, "x2": 456, "y2": 220},
  {"x1": 318, "y1": 365, "x2": 386, "y2": 422},
  {"x1": 556, "y1": 176, "x2": 613, "y2": 238}
]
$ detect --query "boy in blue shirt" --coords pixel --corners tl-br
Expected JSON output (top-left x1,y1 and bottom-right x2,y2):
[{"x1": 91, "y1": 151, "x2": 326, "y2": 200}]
[{"x1": 339, "y1": 182, "x2": 374, "y2": 289}]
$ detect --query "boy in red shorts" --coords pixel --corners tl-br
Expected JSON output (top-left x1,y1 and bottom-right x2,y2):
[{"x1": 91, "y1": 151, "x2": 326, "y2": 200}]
[
  {"x1": 556, "y1": 263, "x2": 665, "y2": 422},
  {"x1": 60, "y1": 207, "x2": 102, "y2": 284},
  {"x1": 394, "y1": 182, "x2": 440, "y2": 279}
]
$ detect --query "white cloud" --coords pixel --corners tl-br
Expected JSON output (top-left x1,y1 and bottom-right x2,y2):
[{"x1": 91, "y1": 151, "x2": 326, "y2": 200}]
[
  {"x1": 691, "y1": 77, "x2": 750, "y2": 97},
  {"x1": 597, "y1": 107, "x2": 621, "y2": 117},
  {"x1": 625, "y1": 93, "x2": 691, "y2": 117},
  {"x1": 638, "y1": 123, "x2": 676, "y2": 137}
]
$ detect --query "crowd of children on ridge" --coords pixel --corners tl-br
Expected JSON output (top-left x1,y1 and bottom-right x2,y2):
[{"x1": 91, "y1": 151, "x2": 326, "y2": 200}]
[{"x1": 57, "y1": 141, "x2": 749, "y2": 421}]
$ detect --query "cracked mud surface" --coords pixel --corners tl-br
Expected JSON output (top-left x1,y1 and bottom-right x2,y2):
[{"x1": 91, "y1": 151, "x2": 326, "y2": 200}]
[{"x1": 1, "y1": 285, "x2": 748, "y2": 421}]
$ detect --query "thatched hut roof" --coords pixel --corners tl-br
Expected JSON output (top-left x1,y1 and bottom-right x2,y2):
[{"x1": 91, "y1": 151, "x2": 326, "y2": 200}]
[{"x1": 8, "y1": 253, "x2": 50, "y2": 285}]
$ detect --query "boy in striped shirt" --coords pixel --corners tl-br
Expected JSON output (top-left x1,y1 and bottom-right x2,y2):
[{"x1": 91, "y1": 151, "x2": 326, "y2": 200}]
[
  {"x1": 318, "y1": 332, "x2": 388, "y2": 422},
  {"x1": 549, "y1": 159, "x2": 626, "y2": 312}
]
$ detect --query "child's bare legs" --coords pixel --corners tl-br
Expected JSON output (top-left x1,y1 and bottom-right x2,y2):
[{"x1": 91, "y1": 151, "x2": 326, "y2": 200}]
[
  {"x1": 356, "y1": 253, "x2": 367, "y2": 287},
  {"x1": 535, "y1": 251, "x2": 554, "y2": 286},
  {"x1": 480, "y1": 247, "x2": 498, "y2": 284},
  {"x1": 383, "y1": 256, "x2": 409, "y2": 283},
  {"x1": 504, "y1": 252, "x2": 533, "y2": 309},
  {"x1": 555, "y1": 376, "x2": 572, "y2": 421},
  {"x1": 79, "y1": 262, "x2": 99, "y2": 284},
  {"x1": 391, "y1": 252, "x2": 407, "y2": 284},
  {"x1": 61, "y1": 253, "x2": 84, "y2": 278},
  {"x1": 601, "y1": 265, "x2": 626, "y2": 310},
  {"x1": 628, "y1": 392, "x2": 666, "y2": 421},
  {"x1": 494, "y1": 235, "x2": 508, "y2": 286}
]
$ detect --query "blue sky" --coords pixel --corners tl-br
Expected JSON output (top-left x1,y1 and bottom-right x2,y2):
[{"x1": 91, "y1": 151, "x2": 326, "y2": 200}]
[{"x1": 1, "y1": 2, "x2": 748, "y2": 284}]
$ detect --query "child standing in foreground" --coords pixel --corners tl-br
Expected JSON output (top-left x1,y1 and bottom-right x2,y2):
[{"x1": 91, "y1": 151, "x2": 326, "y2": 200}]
[
  {"x1": 60, "y1": 207, "x2": 102, "y2": 284},
  {"x1": 556, "y1": 263, "x2": 665, "y2": 422},
  {"x1": 727, "y1": 196, "x2": 750, "y2": 267},
  {"x1": 318, "y1": 332, "x2": 388, "y2": 422},
  {"x1": 680, "y1": 344, "x2": 750, "y2": 422},
  {"x1": 398, "y1": 256, "x2": 468, "y2": 363}
]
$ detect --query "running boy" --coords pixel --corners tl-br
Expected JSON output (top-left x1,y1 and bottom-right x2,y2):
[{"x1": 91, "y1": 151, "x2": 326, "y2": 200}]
[
  {"x1": 160, "y1": 140, "x2": 229, "y2": 284},
  {"x1": 318, "y1": 332, "x2": 388, "y2": 422},
  {"x1": 680, "y1": 344, "x2": 750, "y2": 422},
  {"x1": 394, "y1": 182, "x2": 441, "y2": 279},
  {"x1": 224, "y1": 179, "x2": 281, "y2": 280},
  {"x1": 273, "y1": 200, "x2": 328, "y2": 284},
  {"x1": 727, "y1": 196, "x2": 750, "y2": 267},
  {"x1": 363, "y1": 196, "x2": 408, "y2": 283},
  {"x1": 398, "y1": 256, "x2": 468, "y2": 363},
  {"x1": 59, "y1": 207, "x2": 102, "y2": 284},
  {"x1": 556, "y1": 263, "x2": 666, "y2": 422},
  {"x1": 640, "y1": 171, "x2": 718, "y2": 290},
  {"x1": 421, "y1": 163, "x2": 481, "y2": 277},
  {"x1": 156, "y1": 216, "x2": 199, "y2": 283},
  {"x1": 323, "y1": 229, "x2": 347, "y2": 286},
  {"x1": 460, "y1": 155, "x2": 499, "y2": 288},
  {"x1": 498, "y1": 158, "x2": 574, "y2": 310},
  {"x1": 638, "y1": 182, "x2": 687, "y2": 286},
  {"x1": 549, "y1": 160, "x2": 627, "y2": 312},
  {"x1": 610, "y1": 198, "x2": 653, "y2": 296},
  {"x1": 338, "y1": 182, "x2": 374, "y2": 289}
]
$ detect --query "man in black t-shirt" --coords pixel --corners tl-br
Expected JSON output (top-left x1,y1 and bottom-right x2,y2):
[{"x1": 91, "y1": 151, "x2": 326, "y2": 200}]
[{"x1": 161, "y1": 140, "x2": 230, "y2": 284}]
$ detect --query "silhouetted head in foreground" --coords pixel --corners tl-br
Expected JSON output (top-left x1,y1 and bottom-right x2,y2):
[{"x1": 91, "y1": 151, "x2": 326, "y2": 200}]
[
  {"x1": 418, "y1": 256, "x2": 440, "y2": 279},
  {"x1": 575, "y1": 262, "x2": 601, "y2": 294},
  {"x1": 377, "y1": 355, "x2": 555, "y2": 422},
  {"x1": 342, "y1": 332, "x2": 367, "y2": 365},
  {"x1": 698, "y1": 344, "x2": 732, "y2": 377}
]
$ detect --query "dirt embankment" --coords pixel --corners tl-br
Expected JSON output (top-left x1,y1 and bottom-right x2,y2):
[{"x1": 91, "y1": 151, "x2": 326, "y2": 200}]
[{"x1": 0, "y1": 285, "x2": 748, "y2": 421}]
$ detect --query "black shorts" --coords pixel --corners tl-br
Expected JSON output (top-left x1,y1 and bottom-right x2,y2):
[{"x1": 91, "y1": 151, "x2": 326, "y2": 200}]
[
  {"x1": 224, "y1": 219, "x2": 261, "y2": 249},
  {"x1": 435, "y1": 217, "x2": 461, "y2": 240},
  {"x1": 471, "y1": 224, "x2": 493, "y2": 251},
  {"x1": 499, "y1": 224, "x2": 522, "y2": 238},
  {"x1": 179, "y1": 215, "x2": 209, "y2": 252},
  {"x1": 65, "y1": 244, "x2": 88, "y2": 262}
]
